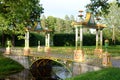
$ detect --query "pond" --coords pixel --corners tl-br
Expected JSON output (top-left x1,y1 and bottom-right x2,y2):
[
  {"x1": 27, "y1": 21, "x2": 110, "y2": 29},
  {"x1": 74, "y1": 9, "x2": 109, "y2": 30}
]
[
  {"x1": 0, "y1": 61, "x2": 101, "y2": 80},
  {"x1": 0, "y1": 65, "x2": 72, "y2": 80}
]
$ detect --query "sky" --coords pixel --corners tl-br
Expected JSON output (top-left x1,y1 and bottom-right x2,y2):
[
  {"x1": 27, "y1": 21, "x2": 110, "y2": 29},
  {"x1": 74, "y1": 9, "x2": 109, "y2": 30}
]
[{"x1": 40, "y1": 0, "x2": 91, "y2": 19}]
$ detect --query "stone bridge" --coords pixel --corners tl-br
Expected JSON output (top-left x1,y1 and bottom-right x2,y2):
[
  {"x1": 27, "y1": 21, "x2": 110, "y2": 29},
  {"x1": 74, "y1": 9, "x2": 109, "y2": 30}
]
[
  {"x1": 2, "y1": 47, "x2": 102, "y2": 76},
  {"x1": 4, "y1": 47, "x2": 74, "y2": 68}
]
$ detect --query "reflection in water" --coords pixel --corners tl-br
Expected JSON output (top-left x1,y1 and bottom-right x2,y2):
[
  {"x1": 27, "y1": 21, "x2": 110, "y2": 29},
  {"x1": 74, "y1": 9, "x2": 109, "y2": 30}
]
[
  {"x1": 52, "y1": 66, "x2": 71, "y2": 79},
  {"x1": 1, "y1": 69, "x2": 34, "y2": 80},
  {"x1": 30, "y1": 59, "x2": 71, "y2": 80},
  {"x1": 0, "y1": 61, "x2": 101, "y2": 80}
]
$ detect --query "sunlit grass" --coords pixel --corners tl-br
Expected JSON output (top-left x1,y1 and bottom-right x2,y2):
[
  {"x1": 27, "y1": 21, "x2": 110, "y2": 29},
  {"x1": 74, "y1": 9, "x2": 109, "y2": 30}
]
[
  {"x1": 66, "y1": 67, "x2": 120, "y2": 80},
  {"x1": 30, "y1": 45, "x2": 120, "y2": 56}
]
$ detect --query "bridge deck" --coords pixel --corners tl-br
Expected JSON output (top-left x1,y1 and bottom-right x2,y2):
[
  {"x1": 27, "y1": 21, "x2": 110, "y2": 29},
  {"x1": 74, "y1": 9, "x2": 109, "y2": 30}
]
[{"x1": 0, "y1": 47, "x2": 102, "y2": 67}]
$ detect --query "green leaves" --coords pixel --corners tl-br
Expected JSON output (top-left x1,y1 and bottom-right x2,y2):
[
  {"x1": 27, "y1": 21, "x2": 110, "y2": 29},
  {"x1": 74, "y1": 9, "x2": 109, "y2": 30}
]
[
  {"x1": 0, "y1": 0, "x2": 44, "y2": 38},
  {"x1": 103, "y1": 2, "x2": 120, "y2": 44},
  {"x1": 86, "y1": 0, "x2": 120, "y2": 15}
]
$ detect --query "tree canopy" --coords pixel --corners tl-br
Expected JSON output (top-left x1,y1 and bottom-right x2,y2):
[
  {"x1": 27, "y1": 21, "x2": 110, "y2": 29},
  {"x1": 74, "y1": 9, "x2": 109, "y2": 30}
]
[
  {"x1": 86, "y1": 0, "x2": 120, "y2": 15},
  {"x1": 0, "y1": 0, "x2": 43, "y2": 38},
  {"x1": 102, "y1": 2, "x2": 120, "y2": 44}
]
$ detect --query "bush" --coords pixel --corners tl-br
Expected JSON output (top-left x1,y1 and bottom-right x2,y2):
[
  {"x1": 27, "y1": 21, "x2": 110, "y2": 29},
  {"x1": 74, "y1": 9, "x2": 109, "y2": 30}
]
[
  {"x1": 53, "y1": 33, "x2": 75, "y2": 46},
  {"x1": 29, "y1": 32, "x2": 45, "y2": 46},
  {"x1": 53, "y1": 33, "x2": 96, "y2": 46},
  {"x1": 83, "y1": 34, "x2": 96, "y2": 46},
  {"x1": 14, "y1": 32, "x2": 45, "y2": 47}
]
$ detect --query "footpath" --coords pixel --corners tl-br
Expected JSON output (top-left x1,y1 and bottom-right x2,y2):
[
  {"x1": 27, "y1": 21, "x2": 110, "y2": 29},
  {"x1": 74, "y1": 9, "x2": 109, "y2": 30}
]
[{"x1": 111, "y1": 57, "x2": 120, "y2": 68}]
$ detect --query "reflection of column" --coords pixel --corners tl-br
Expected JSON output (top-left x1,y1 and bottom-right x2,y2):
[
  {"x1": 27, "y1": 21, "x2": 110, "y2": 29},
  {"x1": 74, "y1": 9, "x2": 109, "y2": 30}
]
[
  {"x1": 80, "y1": 26, "x2": 83, "y2": 49},
  {"x1": 96, "y1": 29, "x2": 99, "y2": 49},
  {"x1": 100, "y1": 30, "x2": 103, "y2": 49},
  {"x1": 75, "y1": 27, "x2": 78, "y2": 49}
]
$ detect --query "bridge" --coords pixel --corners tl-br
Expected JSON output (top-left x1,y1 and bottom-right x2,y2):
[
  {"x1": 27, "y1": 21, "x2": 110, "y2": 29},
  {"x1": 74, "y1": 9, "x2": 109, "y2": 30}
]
[{"x1": 2, "y1": 47, "x2": 102, "y2": 76}]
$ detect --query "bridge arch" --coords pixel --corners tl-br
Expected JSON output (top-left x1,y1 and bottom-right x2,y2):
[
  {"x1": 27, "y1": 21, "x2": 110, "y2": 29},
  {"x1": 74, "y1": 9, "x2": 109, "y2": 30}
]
[{"x1": 30, "y1": 58, "x2": 72, "y2": 79}]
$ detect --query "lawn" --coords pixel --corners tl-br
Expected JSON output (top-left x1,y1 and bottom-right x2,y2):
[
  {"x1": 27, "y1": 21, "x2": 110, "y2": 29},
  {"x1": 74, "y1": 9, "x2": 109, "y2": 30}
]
[
  {"x1": 66, "y1": 67, "x2": 120, "y2": 80},
  {"x1": 50, "y1": 45, "x2": 120, "y2": 56}
]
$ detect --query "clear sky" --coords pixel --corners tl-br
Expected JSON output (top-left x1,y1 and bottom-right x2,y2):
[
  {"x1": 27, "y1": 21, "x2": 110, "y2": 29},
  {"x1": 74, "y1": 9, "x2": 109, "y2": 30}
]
[{"x1": 40, "y1": 0, "x2": 91, "y2": 19}]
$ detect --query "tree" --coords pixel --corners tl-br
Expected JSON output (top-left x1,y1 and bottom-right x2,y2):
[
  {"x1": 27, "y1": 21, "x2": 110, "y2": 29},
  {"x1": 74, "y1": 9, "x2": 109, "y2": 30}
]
[
  {"x1": 0, "y1": 0, "x2": 44, "y2": 46},
  {"x1": 86, "y1": 0, "x2": 120, "y2": 15},
  {"x1": 55, "y1": 18, "x2": 65, "y2": 33},
  {"x1": 103, "y1": 2, "x2": 120, "y2": 45},
  {"x1": 64, "y1": 15, "x2": 71, "y2": 33},
  {"x1": 46, "y1": 16, "x2": 56, "y2": 33},
  {"x1": 41, "y1": 15, "x2": 47, "y2": 29},
  {"x1": 0, "y1": 0, "x2": 43, "y2": 34}
]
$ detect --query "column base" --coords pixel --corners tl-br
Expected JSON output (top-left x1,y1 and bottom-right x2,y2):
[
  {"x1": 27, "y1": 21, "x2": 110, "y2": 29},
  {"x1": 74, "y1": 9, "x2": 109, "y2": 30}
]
[
  {"x1": 102, "y1": 52, "x2": 112, "y2": 67},
  {"x1": 24, "y1": 47, "x2": 30, "y2": 56},
  {"x1": 44, "y1": 47, "x2": 50, "y2": 53},
  {"x1": 38, "y1": 46, "x2": 42, "y2": 52},
  {"x1": 5, "y1": 47, "x2": 11, "y2": 55},
  {"x1": 94, "y1": 49, "x2": 103, "y2": 58},
  {"x1": 74, "y1": 49, "x2": 84, "y2": 62}
]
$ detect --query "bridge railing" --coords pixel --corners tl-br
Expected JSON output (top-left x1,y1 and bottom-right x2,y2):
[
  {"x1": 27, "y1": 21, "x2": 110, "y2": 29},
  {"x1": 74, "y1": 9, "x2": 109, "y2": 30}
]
[
  {"x1": 11, "y1": 47, "x2": 24, "y2": 55},
  {"x1": 9, "y1": 47, "x2": 95, "y2": 55},
  {"x1": 83, "y1": 48, "x2": 95, "y2": 55}
]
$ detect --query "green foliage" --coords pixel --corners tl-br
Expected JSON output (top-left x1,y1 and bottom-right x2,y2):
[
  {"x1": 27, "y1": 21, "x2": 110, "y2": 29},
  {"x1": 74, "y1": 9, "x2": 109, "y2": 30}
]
[
  {"x1": 41, "y1": 15, "x2": 75, "y2": 34},
  {"x1": 0, "y1": 32, "x2": 45, "y2": 47},
  {"x1": 53, "y1": 33, "x2": 96, "y2": 46},
  {"x1": 29, "y1": 32, "x2": 45, "y2": 46},
  {"x1": 66, "y1": 67, "x2": 120, "y2": 80},
  {"x1": 102, "y1": 2, "x2": 120, "y2": 45},
  {"x1": 0, "y1": 0, "x2": 44, "y2": 37},
  {"x1": 83, "y1": 34, "x2": 96, "y2": 46},
  {"x1": 53, "y1": 33, "x2": 75, "y2": 46},
  {"x1": 86, "y1": 0, "x2": 120, "y2": 15},
  {"x1": 86, "y1": 0, "x2": 110, "y2": 15}
]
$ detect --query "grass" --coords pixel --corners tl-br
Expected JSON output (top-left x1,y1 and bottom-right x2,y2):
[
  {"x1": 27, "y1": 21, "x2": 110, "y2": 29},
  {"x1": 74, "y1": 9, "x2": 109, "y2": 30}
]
[
  {"x1": 0, "y1": 52, "x2": 24, "y2": 78},
  {"x1": 50, "y1": 45, "x2": 120, "y2": 56},
  {"x1": 107, "y1": 45, "x2": 120, "y2": 57},
  {"x1": 14, "y1": 45, "x2": 120, "y2": 56},
  {"x1": 66, "y1": 67, "x2": 120, "y2": 80}
]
